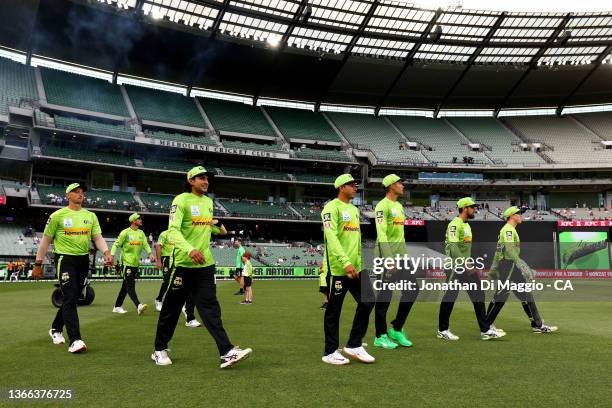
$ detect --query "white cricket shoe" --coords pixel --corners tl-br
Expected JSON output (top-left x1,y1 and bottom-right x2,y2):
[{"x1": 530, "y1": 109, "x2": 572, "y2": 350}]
[
  {"x1": 49, "y1": 329, "x2": 65, "y2": 345},
  {"x1": 185, "y1": 319, "x2": 202, "y2": 328},
  {"x1": 112, "y1": 307, "x2": 128, "y2": 314},
  {"x1": 68, "y1": 340, "x2": 87, "y2": 353},
  {"x1": 220, "y1": 346, "x2": 252, "y2": 368},
  {"x1": 437, "y1": 330, "x2": 460, "y2": 341},
  {"x1": 151, "y1": 350, "x2": 172, "y2": 366},
  {"x1": 322, "y1": 350, "x2": 349, "y2": 365},
  {"x1": 481, "y1": 328, "x2": 506, "y2": 340},
  {"x1": 490, "y1": 324, "x2": 506, "y2": 335},
  {"x1": 155, "y1": 300, "x2": 162, "y2": 312},
  {"x1": 137, "y1": 303, "x2": 148, "y2": 315},
  {"x1": 342, "y1": 346, "x2": 375, "y2": 363}
]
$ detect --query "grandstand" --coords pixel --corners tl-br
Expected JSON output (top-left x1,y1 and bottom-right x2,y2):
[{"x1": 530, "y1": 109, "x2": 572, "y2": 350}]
[
  {"x1": 126, "y1": 86, "x2": 205, "y2": 128},
  {"x1": 38, "y1": 185, "x2": 138, "y2": 211},
  {"x1": 140, "y1": 192, "x2": 174, "y2": 213},
  {"x1": 264, "y1": 106, "x2": 341, "y2": 143},
  {"x1": 48, "y1": 114, "x2": 135, "y2": 140},
  {"x1": 40, "y1": 68, "x2": 128, "y2": 117},
  {"x1": 0, "y1": 225, "x2": 37, "y2": 257},
  {"x1": 218, "y1": 199, "x2": 299, "y2": 220},
  {"x1": 221, "y1": 139, "x2": 286, "y2": 153},
  {"x1": 0, "y1": 58, "x2": 37, "y2": 117},
  {"x1": 41, "y1": 144, "x2": 135, "y2": 167},
  {"x1": 200, "y1": 98, "x2": 275, "y2": 137},
  {"x1": 294, "y1": 146, "x2": 352, "y2": 162}
]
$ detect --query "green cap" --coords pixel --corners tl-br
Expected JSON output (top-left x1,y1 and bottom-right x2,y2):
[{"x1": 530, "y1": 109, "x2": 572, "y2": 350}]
[
  {"x1": 187, "y1": 166, "x2": 210, "y2": 181},
  {"x1": 334, "y1": 174, "x2": 356, "y2": 189},
  {"x1": 65, "y1": 182, "x2": 87, "y2": 195},
  {"x1": 382, "y1": 174, "x2": 402, "y2": 188},
  {"x1": 457, "y1": 197, "x2": 477, "y2": 209},
  {"x1": 128, "y1": 213, "x2": 141, "y2": 223},
  {"x1": 503, "y1": 206, "x2": 522, "y2": 219}
]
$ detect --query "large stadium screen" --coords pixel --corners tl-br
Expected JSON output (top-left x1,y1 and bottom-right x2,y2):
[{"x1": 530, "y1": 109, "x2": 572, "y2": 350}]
[{"x1": 558, "y1": 231, "x2": 610, "y2": 270}]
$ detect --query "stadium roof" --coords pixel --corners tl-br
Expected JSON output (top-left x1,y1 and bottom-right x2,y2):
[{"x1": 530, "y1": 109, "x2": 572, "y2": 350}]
[{"x1": 2, "y1": 0, "x2": 612, "y2": 112}]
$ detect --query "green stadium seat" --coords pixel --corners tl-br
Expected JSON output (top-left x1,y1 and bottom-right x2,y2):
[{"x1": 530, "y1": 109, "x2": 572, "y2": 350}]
[
  {"x1": 222, "y1": 139, "x2": 286, "y2": 153},
  {"x1": 42, "y1": 144, "x2": 135, "y2": 167},
  {"x1": 264, "y1": 106, "x2": 341, "y2": 142},
  {"x1": 200, "y1": 98, "x2": 275, "y2": 136},
  {"x1": 294, "y1": 147, "x2": 352, "y2": 162},
  {"x1": 126, "y1": 86, "x2": 205, "y2": 128},
  {"x1": 144, "y1": 129, "x2": 216, "y2": 145},
  {"x1": 0, "y1": 59, "x2": 38, "y2": 116},
  {"x1": 47, "y1": 115, "x2": 136, "y2": 140},
  {"x1": 218, "y1": 199, "x2": 299, "y2": 220}
]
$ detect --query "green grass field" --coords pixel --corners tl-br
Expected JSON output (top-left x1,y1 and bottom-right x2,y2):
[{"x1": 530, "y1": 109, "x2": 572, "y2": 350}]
[{"x1": 1, "y1": 280, "x2": 611, "y2": 407}]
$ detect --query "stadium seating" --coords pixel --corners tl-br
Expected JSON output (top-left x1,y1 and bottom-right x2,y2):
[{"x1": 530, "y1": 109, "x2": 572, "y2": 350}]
[
  {"x1": 264, "y1": 106, "x2": 341, "y2": 142},
  {"x1": 38, "y1": 185, "x2": 138, "y2": 211},
  {"x1": 222, "y1": 139, "x2": 286, "y2": 153},
  {"x1": 553, "y1": 207, "x2": 612, "y2": 221},
  {"x1": 448, "y1": 117, "x2": 544, "y2": 165},
  {"x1": 140, "y1": 192, "x2": 174, "y2": 213},
  {"x1": 200, "y1": 98, "x2": 275, "y2": 136},
  {"x1": 572, "y1": 112, "x2": 612, "y2": 140},
  {"x1": 126, "y1": 86, "x2": 205, "y2": 127},
  {"x1": 389, "y1": 116, "x2": 491, "y2": 165},
  {"x1": 522, "y1": 210, "x2": 558, "y2": 221},
  {"x1": 503, "y1": 116, "x2": 612, "y2": 164},
  {"x1": 326, "y1": 112, "x2": 427, "y2": 164},
  {"x1": 294, "y1": 147, "x2": 352, "y2": 162},
  {"x1": 0, "y1": 59, "x2": 38, "y2": 116},
  {"x1": 141, "y1": 158, "x2": 195, "y2": 172},
  {"x1": 42, "y1": 144, "x2": 135, "y2": 167},
  {"x1": 40, "y1": 68, "x2": 129, "y2": 116},
  {"x1": 219, "y1": 165, "x2": 290, "y2": 181},
  {"x1": 290, "y1": 202, "x2": 323, "y2": 220},
  {"x1": 291, "y1": 173, "x2": 335, "y2": 184},
  {"x1": 51, "y1": 115, "x2": 135, "y2": 140},
  {"x1": 404, "y1": 206, "x2": 437, "y2": 220},
  {"x1": 0, "y1": 225, "x2": 37, "y2": 257},
  {"x1": 144, "y1": 129, "x2": 216, "y2": 145},
  {"x1": 218, "y1": 199, "x2": 299, "y2": 219}
]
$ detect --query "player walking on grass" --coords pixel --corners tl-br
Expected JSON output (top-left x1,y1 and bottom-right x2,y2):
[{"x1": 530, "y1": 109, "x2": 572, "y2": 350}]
[
  {"x1": 373, "y1": 174, "x2": 418, "y2": 350},
  {"x1": 111, "y1": 213, "x2": 154, "y2": 315},
  {"x1": 321, "y1": 174, "x2": 375, "y2": 366},
  {"x1": 486, "y1": 206, "x2": 558, "y2": 334},
  {"x1": 239, "y1": 252, "x2": 254, "y2": 305},
  {"x1": 233, "y1": 239, "x2": 245, "y2": 295},
  {"x1": 33, "y1": 183, "x2": 113, "y2": 353},
  {"x1": 437, "y1": 197, "x2": 505, "y2": 341},
  {"x1": 154, "y1": 229, "x2": 202, "y2": 327},
  {"x1": 152, "y1": 166, "x2": 252, "y2": 368}
]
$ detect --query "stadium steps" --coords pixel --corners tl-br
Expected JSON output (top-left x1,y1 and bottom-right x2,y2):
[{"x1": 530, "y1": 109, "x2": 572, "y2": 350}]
[
  {"x1": 569, "y1": 115, "x2": 606, "y2": 141},
  {"x1": 286, "y1": 203, "x2": 305, "y2": 219},
  {"x1": 498, "y1": 118, "x2": 556, "y2": 164},
  {"x1": 443, "y1": 119, "x2": 495, "y2": 165},
  {"x1": 132, "y1": 193, "x2": 147, "y2": 211},
  {"x1": 320, "y1": 112, "x2": 353, "y2": 146},
  {"x1": 383, "y1": 117, "x2": 431, "y2": 163},
  {"x1": 214, "y1": 199, "x2": 230, "y2": 216},
  {"x1": 259, "y1": 106, "x2": 290, "y2": 147},
  {"x1": 570, "y1": 112, "x2": 612, "y2": 140}
]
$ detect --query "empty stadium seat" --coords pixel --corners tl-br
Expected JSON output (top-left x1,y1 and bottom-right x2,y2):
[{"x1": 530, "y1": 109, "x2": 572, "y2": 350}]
[
  {"x1": 40, "y1": 68, "x2": 128, "y2": 116},
  {"x1": 42, "y1": 144, "x2": 135, "y2": 167},
  {"x1": 140, "y1": 193, "x2": 174, "y2": 212},
  {"x1": 200, "y1": 98, "x2": 275, "y2": 136},
  {"x1": 50, "y1": 115, "x2": 135, "y2": 140},
  {"x1": 144, "y1": 129, "x2": 216, "y2": 145},
  {"x1": 126, "y1": 86, "x2": 205, "y2": 127},
  {"x1": 222, "y1": 139, "x2": 286, "y2": 153},
  {"x1": 294, "y1": 147, "x2": 352, "y2": 162},
  {"x1": 0, "y1": 59, "x2": 38, "y2": 116},
  {"x1": 218, "y1": 199, "x2": 299, "y2": 219},
  {"x1": 264, "y1": 106, "x2": 341, "y2": 142},
  {"x1": 38, "y1": 185, "x2": 138, "y2": 211}
]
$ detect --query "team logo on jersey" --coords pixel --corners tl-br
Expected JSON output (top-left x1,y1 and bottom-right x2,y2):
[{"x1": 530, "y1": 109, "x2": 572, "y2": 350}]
[
  {"x1": 449, "y1": 225, "x2": 457, "y2": 239},
  {"x1": 63, "y1": 218, "x2": 73, "y2": 228},
  {"x1": 83, "y1": 219, "x2": 90, "y2": 225},
  {"x1": 170, "y1": 205, "x2": 177, "y2": 214},
  {"x1": 334, "y1": 279, "x2": 343, "y2": 293},
  {"x1": 323, "y1": 213, "x2": 331, "y2": 221},
  {"x1": 342, "y1": 211, "x2": 351, "y2": 222},
  {"x1": 173, "y1": 276, "x2": 183, "y2": 287},
  {"x1": 505, "y1": 230, "x2": 513, "y2": 242},
  {"x1": 375, "y1": 211, "x2": 384, "y2": 225},
  {"x1": 191, "y1": 205, "x2": 200, "y2": 216},
  {"x1": 61, "y1": 272, "x2": 69, "y2": 282},
  {"x1": 391, "y1": 208, "x2": 399, "y2": 217}
]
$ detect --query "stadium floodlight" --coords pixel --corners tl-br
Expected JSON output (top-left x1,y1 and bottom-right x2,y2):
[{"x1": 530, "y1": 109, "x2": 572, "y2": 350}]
[{"x1": 267, "y1": 34, "x2": 282, "y2": 47}]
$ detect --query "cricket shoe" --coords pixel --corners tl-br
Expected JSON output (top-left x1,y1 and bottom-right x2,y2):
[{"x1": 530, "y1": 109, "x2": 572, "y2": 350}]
[
  {"x1": 532, "y1": 323, "x2": 558, "y2": 334},
  {"x1": 220, "y1": 346, "x2": 252, "y2": 369},
  {"x1": 112, "y1": 307, "x2": 128, "y2": 314},
  {"x1": 322, "y1": 350, "x2": 349, "y2": 365},
  {"x1": 155, "y1": 300, "x2": 163, "y2": 312},
  {"x1": 49, "y1": 329, "x2": 65, "y2": 345},
  {"x1": 151, "y1": 349, "x2": 172, "y2": 366},
  {"x1": 185, "y1": 319, "x2": 202, "y2": 328},
  {"x1": 342, "y1": 346, "x2": 375, "y2": 363},
  {"x1": 68, "y1": 340, "x2": 87, "y2": 353},
  {"x1": 137, "y1": 303, "x2": 148, "y2": 315},
  {"x1": 437, "y1": 330, "x2": 460, "y2": 341},
  {"x1": 481, "y1": 328, "x2": 506, "y2": 340}
]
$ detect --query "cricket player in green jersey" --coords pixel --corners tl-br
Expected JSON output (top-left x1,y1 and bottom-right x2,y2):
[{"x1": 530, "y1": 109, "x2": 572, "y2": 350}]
[
  {"x1": 233, "y1": 238, "x2": 246, "y2": 295},
  {"x1": 154, "y1": 230, "x2": 201, "y2": 327},
  {"x1": 373, "y1": 174, "x2": 418, "y2": 350},
  {"x1": 34, "y1": 182, "x2": 113, "y2": 353},
  {"x1": 486, "y1": 206, "x2": 558, "y2": 333},
  {"x1": 152, "y1": 166, "x2": 252, "y2": 368},
  {"x1": 111, "y1": 213, "x2": 155, "y2": 315},
  {"x1": 321, "y1": 174, "x2": 375, "y2": 366},
  {"x1": 437, "y1": 197, "x2": 505, "y2": 341}
]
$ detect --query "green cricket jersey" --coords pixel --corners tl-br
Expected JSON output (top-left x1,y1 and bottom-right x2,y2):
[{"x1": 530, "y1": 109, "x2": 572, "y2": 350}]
[
  {"x1": 168, "y1": 192, "x2": 221, "y2": 268},
  {"x1": 445, "y1": 216, "x2": 473, "y2": 260},
  {"x1": 111, "y1": 227, "x2": 151, "y2": 267},
  {"x1": 242, "y1": 259, "x2": 253, "y2": 277},
  {"x1": 158, "y1": 230, "x2": 174, "y2": 257},
  {"x1": 321, "y1": 198, "x2": 362, "y2": 276},
  {"x1": 236, "y1": 245, "x2": 246, "y2": 268},
  {"x1": 374, "y1": 197, "x2": 406, "y2": 258},
  {"x1": 491, "y1": 223, "x2": 521, "y2": 267},
  {"x1": 43, "y1": 207, "x2": 102, "y2": 255}
]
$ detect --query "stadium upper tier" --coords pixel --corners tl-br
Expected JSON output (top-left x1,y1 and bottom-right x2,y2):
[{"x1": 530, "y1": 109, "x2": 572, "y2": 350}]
[
  {"x1": 0, "y1": 58, "x2": 37, "y2": 117},
  {"x1": 503, "y1": 116, "x2": 612, "y2": 164},
  {"x1": 264, "y1": 106, "x2": 341, "y2": 143},
  {"x1": 143, "y1": 129, "x2": 216, "y2": 146},
  {"x1": 200, "y1": 98, "x2": 276, "y2": 137},
  {"x1": 126, "y1": 86, "x2": 206, "y2": 128},
  {"x1": 40, "y1": 68, "x2": 129, "y2": 117}
]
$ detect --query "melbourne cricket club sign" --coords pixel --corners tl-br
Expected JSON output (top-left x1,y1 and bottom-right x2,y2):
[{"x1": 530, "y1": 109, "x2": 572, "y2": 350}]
[{"x1": 136, "y1": 136, "x2": 290, "y2": 159}]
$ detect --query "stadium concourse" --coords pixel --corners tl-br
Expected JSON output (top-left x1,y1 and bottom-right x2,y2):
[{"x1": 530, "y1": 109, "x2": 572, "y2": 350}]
[{"x1": 2, "y1": 0, "x2": 612, "y2": 406}]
